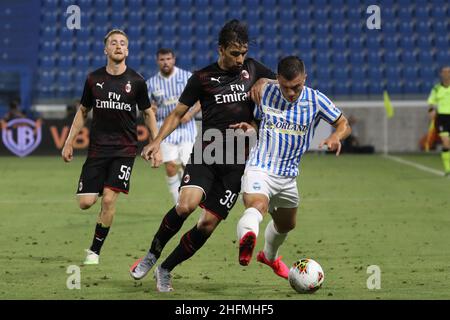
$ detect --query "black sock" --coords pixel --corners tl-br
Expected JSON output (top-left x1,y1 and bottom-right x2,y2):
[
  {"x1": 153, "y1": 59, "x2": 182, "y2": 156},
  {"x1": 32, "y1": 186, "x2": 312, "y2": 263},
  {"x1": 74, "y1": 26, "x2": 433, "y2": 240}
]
[
  {"x1": 149, "y1": 206, "x2": 186, "y2": 259},
  {"x1": 90, "y1": 223, "x2": 110, "y2": 255},
  {"x1": 161, "y1": 225, "x2": 210, "y2": 271}
]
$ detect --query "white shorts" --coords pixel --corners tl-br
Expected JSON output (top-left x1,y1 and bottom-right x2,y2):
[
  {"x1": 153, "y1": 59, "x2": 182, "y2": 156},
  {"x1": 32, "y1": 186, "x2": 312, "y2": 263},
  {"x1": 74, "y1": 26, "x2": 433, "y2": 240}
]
[
  {"x1": 241, "y1": 167, "x2": 299, "y2": 212},
  {"x1": 160, "y1": 142, "x2": 193, "y2": 166}
]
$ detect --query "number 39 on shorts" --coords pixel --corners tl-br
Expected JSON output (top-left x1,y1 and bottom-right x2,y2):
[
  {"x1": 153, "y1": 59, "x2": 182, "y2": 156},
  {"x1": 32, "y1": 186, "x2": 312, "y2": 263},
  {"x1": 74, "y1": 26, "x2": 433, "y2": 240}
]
[
  {"x1": 118, "y1": 165, "x2": 131, "y2": 181},
  {"x1": 219, "y1": 190, "x2": 237, "y2": 209}
]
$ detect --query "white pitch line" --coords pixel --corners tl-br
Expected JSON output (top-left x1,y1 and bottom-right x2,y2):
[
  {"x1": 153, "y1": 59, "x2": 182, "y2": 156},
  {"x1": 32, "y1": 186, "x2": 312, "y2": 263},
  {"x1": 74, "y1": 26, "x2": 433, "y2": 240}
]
[{"x1": 383, "y1": 155, "x2": 445, "y2": 177}]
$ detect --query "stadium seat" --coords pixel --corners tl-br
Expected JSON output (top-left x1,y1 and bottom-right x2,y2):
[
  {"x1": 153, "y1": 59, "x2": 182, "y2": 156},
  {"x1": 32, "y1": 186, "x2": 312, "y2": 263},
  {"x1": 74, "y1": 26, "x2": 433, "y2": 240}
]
[
  {"x1": 111, "y1": 0, "x2": 126, "y2": 11},
  {"x1": 383, "y1": 36, "x2": 398, "y2": 50},
  {"x1": 398, "y1": 36, "x2": 416, "y2": 51},
  {"x1": 414, "y1": 7, "x2": 430, "y2": 20},
  {"x1": 111, "y1": 12, "x2": 126, "y2": 28},
  {"x1": 245, "y1": 9, "x2": 260, "y2": 25},
  {"x1": 433, "y1": 21, "x2": 448, "y2": 34},
  {"x1": 143, "y1": 0, "x2": 158, "y2": 10},
  {"x1": 144, "y1": 25, "x2": 159, "y2": 38},
  {"x1": 350, "y1": 80, "x2": 368, "y2": 95},
  {"x1": 314, "y1": 23, "x2": 330, "y2": 36},
  {"x1": 92, "y1": 11, "x2": 108, "y2": 25},
  {"x1": 415, "y1": 21, "x2": 431, "y2": 35},
  {"x1": 194, "y1": 25, "x2": 209, "y2": 38},
  {"x1": 430, "y1": 7, "x2": 447, "y2": 20},
  {"x1": 401, "y1": 51, "x2": 418, "y2": 64},
  {"x1": 93, "y1": 0, "x2": 108, "y2": 10},
  {"x1": 162, "y1": 25, "x2": 177, "y2": 38},
  {"x1": 332, "y1": 52, "x2": 348, "y2": 65},
  {"x1": 315, "y1": 38, "x2": 329, "y2": 51},
  {"x1": 128, "y1": 0, "x2": 142, "y2": 10},
  {"x1": 335, "y1": 81, "x2": 350, "y2": 95},
  {"x1": 385, "y1": 66, "x2": 402, "y2": 81},
  {"x1": 384, "y1": 51, "x2": 400, "y2": 64},
  {"x1": 128, "y1": 12, "x2": 143, "y2": 24},
  {"x1": 315, "y1": 52, "x2": 331, "y2": 65},
  {"x1": 349, "y1": 52, "x2": 365, "y2": 65},
  {"x1": 39, "y1": 56, "x2": 56, "y2": 70},
  {"x1": 144, "y1": 11, "x2": 159, "y2": 22},
  {"x1": 41, "y1": 41, "x2": 57, "y2": 55},
  {"x1": 57, "y1": 56, "x2": 74, "y2": 69},
  {"x1": 75, "y1": 55, "x2": 90, "y2": 69},
  {"x1": 227, "y1": 9, "x2": 244, "y2": 20},
  {"x1": 211, "y1": 10, "x2": 227, "y2": 25},
  {"x1": 298, "y1": 38, "x2": 313, "y2": 51},
  {"x1": 261, "y1": 10, "x2": 277, "y2": 24},
  {"x1": 296, "y1": 8, "x2": 311, "y2": 21},
  {"x1": 435, "y1": 36, "x2": 449, "y2": 51},
  {"x1": 261, "y1": 25, "x2": 277, "y2": 38},
  {"x1": 280, "y1": 39, "x2": 295, "y2": 53},
  {"x1": 436, "y1": 51, "x2": 448, "y2": 65},
  {"x1": 59, "y1": 41, "x2": 74, "y2": 55},
  {"x1": 349, "y1": 67, "x2": 367, "y2": 83},
  {"x1": 367, "y1": 51, "x2": 382, "y2": 65}
]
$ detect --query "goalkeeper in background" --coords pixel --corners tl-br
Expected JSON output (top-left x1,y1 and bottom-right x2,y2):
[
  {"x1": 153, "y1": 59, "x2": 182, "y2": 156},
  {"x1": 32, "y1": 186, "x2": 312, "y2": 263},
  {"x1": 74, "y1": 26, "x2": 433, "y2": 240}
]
[{"x1": 427, "y1": 66, "x2": 450, "y2": 176}]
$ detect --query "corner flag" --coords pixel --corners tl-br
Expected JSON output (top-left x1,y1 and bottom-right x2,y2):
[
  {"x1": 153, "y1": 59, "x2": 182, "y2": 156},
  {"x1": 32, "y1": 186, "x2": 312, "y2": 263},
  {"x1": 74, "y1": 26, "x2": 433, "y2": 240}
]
[{"x1": 383, "y1": 90, "x2": 394, "y2": 119}]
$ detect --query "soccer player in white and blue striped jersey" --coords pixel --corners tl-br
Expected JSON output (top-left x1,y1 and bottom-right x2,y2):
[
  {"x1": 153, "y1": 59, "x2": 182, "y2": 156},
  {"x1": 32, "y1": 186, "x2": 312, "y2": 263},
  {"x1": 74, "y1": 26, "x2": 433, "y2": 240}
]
[
  {"x1": 146, "y1": 48, "x2": 201, "y2": 203},
  {"x1": 235, "y1": 56, "x2": 351, "y2": 279}
]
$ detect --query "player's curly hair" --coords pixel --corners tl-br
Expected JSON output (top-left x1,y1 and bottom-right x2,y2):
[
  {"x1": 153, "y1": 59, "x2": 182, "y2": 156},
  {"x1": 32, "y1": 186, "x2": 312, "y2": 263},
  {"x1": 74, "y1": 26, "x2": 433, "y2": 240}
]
[
  {"x1": 278, "y1": 56, "x2": 306, "y2": 80},
  {"x1": 218, "y1": 19, "x2": 249, "y2": 48}
]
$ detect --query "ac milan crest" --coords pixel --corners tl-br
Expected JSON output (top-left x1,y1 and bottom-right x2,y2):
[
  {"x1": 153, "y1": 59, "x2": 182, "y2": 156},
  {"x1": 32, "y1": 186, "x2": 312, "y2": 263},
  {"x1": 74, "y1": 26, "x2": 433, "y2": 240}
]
[
  {"x1": 125, "y1": 81, "x2": 131, "y2": 93},
  {"x1": 241, "y1": 69, "x2": 250, "y2": 80},
  {"x1": 183, "y1": 174, "x2": 190, "y2": 184}
]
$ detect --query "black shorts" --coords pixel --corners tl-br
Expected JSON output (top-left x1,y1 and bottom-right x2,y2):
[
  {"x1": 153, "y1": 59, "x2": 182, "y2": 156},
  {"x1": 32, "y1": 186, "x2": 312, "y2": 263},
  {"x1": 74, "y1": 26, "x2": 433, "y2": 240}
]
[
  {"x1": 76, "y1": 157, "x2": 135, "y2": 196},
  {"x1": 180, "y1": 162, "x2": 245, "y2": 220},
  {"x1": 436, "y1": 114, "x2": 450, "y2": 135}
]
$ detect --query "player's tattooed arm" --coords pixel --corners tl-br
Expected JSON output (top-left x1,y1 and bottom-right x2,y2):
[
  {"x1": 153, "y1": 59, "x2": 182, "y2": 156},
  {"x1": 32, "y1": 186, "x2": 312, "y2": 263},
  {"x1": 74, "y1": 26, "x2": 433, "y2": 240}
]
[
  {"x1": 61, "y1": 105, "x2": 89, "y2": 162},
  {"x1": 250, "y1": 78, "x2": 278, "y2": 105},
  {"x1": 319, "y1": 115, "x2": 352, "y2": 156}
]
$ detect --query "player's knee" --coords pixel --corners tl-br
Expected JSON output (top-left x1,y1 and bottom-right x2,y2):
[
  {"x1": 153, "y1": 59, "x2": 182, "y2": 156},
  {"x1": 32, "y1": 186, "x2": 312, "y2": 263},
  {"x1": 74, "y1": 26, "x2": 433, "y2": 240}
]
[
  {"x1": 101, "y1": 195, "x2": 116, "y2": 211},
  {"x1": 175, "y1": 202, "x2": 196, "y2": 217},
  {"x1": 276, "y1": 221, "x2": 296, "y2": 233},
  {"x1": 196, "y1": 220, "x2": 216, "y2": 236},
  {"x1": 78, "y1": 197, "x2": 96, "y2": 210}
]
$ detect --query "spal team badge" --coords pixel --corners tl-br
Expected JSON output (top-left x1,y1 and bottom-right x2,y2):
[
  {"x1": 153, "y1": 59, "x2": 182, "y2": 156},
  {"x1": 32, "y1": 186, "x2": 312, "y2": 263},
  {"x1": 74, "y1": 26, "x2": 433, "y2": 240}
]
[
  {"x1": 2, "y1": 118, "x2": 42, "y2": 157},
  {"x1": 125, "y1": 81, "x2": 131, "y2": 93}
]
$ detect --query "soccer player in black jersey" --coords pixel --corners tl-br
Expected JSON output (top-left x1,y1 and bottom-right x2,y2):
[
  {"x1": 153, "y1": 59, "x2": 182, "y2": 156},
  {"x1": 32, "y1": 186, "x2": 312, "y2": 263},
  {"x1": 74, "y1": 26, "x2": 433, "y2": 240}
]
[
  {"x1": 130, "y1": 20, "x2": 276, "y2": 292},
  {"x1": 62, "y1": 29, "x2": 161, "y2": 265}
]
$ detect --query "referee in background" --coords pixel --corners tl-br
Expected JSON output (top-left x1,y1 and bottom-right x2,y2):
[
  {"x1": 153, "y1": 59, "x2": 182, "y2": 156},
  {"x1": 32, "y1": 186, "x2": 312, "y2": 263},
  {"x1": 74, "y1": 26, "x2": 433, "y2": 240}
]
[{"x1": 428, "y1": 66, "x2": 450, "y2": 176}]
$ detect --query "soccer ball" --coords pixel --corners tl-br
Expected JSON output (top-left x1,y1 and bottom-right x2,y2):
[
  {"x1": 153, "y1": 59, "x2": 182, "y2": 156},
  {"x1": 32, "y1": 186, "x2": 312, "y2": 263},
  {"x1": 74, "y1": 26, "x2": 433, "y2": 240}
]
[{"x1": 288, "y1": 258, "x2": 324, "y2": 293}]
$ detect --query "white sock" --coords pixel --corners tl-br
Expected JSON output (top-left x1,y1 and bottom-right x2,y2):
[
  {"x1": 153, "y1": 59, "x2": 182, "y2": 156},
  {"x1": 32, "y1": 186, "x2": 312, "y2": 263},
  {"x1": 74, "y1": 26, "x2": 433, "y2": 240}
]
[
  {"x1": 237, "y1": 207, "x2": 263, "y2": 240},
  {"x1": 166, "y1": 174, "x2": 181, "y2": 204},
  {"x1": 263, "y1": 220, "x2": 288, "y2": 261}
]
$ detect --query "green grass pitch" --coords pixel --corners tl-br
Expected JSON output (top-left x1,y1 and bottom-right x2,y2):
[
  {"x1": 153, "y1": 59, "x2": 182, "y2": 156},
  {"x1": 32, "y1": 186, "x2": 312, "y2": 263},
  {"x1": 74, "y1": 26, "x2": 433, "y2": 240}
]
[{"x1": 1, "y1": 153, "x2": 449, "y2": 300}]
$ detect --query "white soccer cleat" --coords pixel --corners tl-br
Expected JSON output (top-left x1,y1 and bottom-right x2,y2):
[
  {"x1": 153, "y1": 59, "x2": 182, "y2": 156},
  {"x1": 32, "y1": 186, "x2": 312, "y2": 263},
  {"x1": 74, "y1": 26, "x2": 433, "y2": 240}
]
[
  {"x1": 83, "y1": 249, "x2": 99, "y2": 265},
  {"x1": 154, "y1": 266, "x2": 173, "y2": 292},
  {"x1": 130, "y1": 253, "x2": 157, "y2": 280}
]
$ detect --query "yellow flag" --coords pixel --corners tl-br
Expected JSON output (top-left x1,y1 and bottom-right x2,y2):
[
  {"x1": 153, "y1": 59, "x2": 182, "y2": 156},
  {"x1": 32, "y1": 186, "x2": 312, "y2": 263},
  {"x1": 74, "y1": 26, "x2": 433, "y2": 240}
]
[{"x1": 383, "y1": 90, "x2": 394, "y2": 119}]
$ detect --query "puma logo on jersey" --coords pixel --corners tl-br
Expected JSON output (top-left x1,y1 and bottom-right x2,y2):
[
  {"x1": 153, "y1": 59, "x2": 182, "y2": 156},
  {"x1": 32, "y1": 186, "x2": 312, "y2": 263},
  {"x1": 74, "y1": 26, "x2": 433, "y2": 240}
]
[
  {"x1": 96, "y1": 82, "x2": 104, "y2": 89},
  {"x1": 211, "y1": 77, "x2": 221, "y2": 83}
]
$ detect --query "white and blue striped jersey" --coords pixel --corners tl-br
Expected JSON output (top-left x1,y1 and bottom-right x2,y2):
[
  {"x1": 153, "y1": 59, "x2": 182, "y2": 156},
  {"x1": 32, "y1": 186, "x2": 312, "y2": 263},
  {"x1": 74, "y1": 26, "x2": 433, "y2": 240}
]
[
  {"x1": 146, "y1": 66, "x2": 197, "y2": 144},
  {"x1": 247, "y1": 84, "x2": 342, "y2": 177}
]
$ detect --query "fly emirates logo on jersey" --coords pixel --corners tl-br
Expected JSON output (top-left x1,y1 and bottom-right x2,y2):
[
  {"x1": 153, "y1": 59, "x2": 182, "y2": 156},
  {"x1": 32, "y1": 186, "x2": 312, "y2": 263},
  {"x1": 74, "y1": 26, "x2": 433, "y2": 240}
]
[
  {"x1": 214, "y1": 84, "x2": 249, "y2": 104},
  {"x1": 95, "y1": 92, "x2": 132, "y2": 111}
]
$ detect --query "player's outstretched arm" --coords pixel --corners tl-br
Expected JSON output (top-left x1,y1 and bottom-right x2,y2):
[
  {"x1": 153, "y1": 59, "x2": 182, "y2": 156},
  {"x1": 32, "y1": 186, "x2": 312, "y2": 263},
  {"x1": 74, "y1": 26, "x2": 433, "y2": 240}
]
[
  {"x1": 250, "y1": 78, "x2": 278, "y2": 105},
  {"x1": 319, "y1": 115, "x2": 352, "y2": 156},
  {"x1": 62, "y1": 105, "x2": 89, "y2": 162},
  {"x1": 180, "y1": 101, "x2": 201, "y2": 124},
  {"x1": 141, "y1": 102, "x2": 189, "y2": 162}
]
